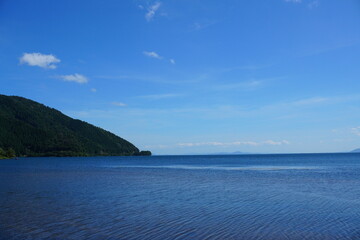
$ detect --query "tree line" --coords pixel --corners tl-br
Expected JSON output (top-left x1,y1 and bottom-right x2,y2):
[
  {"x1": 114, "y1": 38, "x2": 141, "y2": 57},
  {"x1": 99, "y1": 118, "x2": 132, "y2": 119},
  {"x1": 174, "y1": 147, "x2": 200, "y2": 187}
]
[
  {"x1": 0, "y1": 94, "x2": 151, "y2": 157},
  {"x1": 0, "y1": 147, "x2": 16, "y2": 159}
]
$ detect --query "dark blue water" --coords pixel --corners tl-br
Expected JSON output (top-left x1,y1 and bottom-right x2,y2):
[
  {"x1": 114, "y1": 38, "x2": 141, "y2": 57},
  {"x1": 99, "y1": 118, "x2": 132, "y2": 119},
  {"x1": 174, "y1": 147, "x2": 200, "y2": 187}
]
[{"x1": 1, "y1": 153, "x2": 360, "y2": 239}]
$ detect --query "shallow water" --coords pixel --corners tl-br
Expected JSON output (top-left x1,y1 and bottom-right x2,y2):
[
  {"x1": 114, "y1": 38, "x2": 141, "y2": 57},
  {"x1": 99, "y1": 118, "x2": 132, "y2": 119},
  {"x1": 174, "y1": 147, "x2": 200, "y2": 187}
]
[{"x1": 1, "y1": 153, "x2": 360, "y2": 239}]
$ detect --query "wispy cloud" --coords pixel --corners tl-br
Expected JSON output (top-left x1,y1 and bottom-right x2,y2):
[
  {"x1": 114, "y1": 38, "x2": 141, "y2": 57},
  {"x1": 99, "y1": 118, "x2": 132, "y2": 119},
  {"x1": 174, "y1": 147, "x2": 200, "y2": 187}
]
[
  {"x1": 145, "y1": 2, "x2": 161, "y2": 21},
  {"x1": 284, "y1": 0, "x2": 302, "y2": 3},
  {"x1": 68, "y1": 94, "x2": 360, "y2": 123},
  {"x1": 137, "y1": 93, "x2": 183, "y2": 100},
  {"x1": 177, "y1": 140, "x2": 290, "y2": 147},
  {"x1": 219, "y1": 64, "x2": 274, "y2": 73},
  {"x1": 112, "y1": 102, "x2": 127, "y2": 107},
  {"x1": 143, "y1": 51, "x2": 176, "y2": 64},
  {"x1": 284, "y1": 95, "x2": 360, "y2": 107},
  {"x1": 58, "y1": 74, "x2": 88, "y2": 84},
  {"x1": 351, "y1": 127, "x2": 360, "y2": 136},
  {"x1": 191, "y1": 20, "x2": 217, "y2": 31},
  {"x1": 292, "y1": 97, "x2": 328, "y2": 106},
  {"x1": 308, "y1": 0, "x2": 320, "y2": 9},
  {"x1": 263, "y1": 140, "x2": 290, "y2": 145},
  {"x1": 177, "y1": 141, "x2": 258, "y2": 147},
  {"x1": 299, "y1": 40, "x2": 357, "y2": 58},
  {"x1": 20, "y1": 52, "x2": 60, "y2": 69},
  {"x1": 213, "y1": 80, "x2": 263, "y2": 91},
  {"x1": 143, "y1": 51, "x2": 163, "y2": 59},
  {"x1": 90, "y1": 88, "x2": 97, "y2": 92},
  {"x1": 94, "y1": 74, "x2": 197, "y2": 85},
  {"x1": 143, "y1": 144, "x2": 169, "y2": 149},
  {"x1": 144, "y1": 140, "x2": 290, "y2": 150}
]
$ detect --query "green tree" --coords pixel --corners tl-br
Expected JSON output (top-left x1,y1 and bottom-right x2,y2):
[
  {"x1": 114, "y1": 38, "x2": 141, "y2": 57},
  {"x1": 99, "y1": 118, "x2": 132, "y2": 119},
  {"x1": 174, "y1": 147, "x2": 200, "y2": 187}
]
[
  {"x1": 0, "y1": 148, "x2": 6, "y2": 158},
  {"x1": 135, "y1": 150, "x2": 152, "y2": 156},
  {"x1": 0, "y1": 94, "x2": 148, "y2": 157},
  {"x1": 5, "y1": 148, "x2": 16, "y2": 158}
]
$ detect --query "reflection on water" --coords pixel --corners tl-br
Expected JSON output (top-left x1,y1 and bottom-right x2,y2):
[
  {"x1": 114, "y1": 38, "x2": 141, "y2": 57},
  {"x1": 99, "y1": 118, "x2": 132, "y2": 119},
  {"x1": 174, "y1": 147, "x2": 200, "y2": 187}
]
[{"x1": 1, "y1": 153, "x2": 360, "y2": 239}]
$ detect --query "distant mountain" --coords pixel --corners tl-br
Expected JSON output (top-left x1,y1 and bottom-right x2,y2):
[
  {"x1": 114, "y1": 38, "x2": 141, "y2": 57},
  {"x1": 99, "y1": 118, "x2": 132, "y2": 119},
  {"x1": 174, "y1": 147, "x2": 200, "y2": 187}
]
[
  {"x1": 0, "y1": 94, "x2": 150, "y2": 157},
  {"x1": 352, "y1": 148, "x2": 360, "y2": 153}
]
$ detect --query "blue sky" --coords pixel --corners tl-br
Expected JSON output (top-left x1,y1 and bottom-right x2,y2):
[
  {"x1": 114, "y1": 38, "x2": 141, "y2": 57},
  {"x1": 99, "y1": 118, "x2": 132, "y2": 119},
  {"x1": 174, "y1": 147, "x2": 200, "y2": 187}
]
[{"x1": 1, "y1": 0, "x2": 360, "y2": 154}]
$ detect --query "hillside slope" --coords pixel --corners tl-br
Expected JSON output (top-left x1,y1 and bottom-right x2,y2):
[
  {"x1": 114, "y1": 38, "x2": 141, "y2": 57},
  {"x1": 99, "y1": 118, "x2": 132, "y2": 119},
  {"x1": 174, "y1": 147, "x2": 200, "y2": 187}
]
[{"x1": 0, "y1": 94, "x2": 149, "y2": 157}]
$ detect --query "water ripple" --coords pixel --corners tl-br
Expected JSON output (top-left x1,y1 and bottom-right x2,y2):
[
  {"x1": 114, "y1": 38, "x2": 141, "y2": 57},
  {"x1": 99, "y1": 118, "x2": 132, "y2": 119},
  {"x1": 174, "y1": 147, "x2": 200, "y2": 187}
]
[{"x1": 1, "y1": 154, "x2": 360, "y2": 239}]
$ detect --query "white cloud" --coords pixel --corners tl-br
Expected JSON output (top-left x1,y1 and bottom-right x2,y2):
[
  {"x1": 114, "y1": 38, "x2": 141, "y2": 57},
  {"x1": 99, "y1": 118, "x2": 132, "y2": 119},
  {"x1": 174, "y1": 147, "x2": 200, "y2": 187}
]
[
  {"x1": 351, "y1": 127, "x2": 360, "y2": 136},
  {"x1": 20, "y1": 52, "x2": 60, "y2": 69},
  {"x1": 112, "y1": 102, "x2": 127, "y2": 107},
  {"x1": 143, "y1": 51, "x2": 175, "y2": 64},
  {"x1": 143, "y1": 51, "x2": 163, "y2": 59},
  {"x1": 59, "y1": 74, "x2": 88, "y2": 84},
  {"x1": 145, "y1": 2, "x2": 161, "y2": 21},
  {"x1": 285, "y1": 0, "x2": 302, "y2": 3},
  {"x1": 91, "y1": 88, "x2": 97, "y2": 92}
]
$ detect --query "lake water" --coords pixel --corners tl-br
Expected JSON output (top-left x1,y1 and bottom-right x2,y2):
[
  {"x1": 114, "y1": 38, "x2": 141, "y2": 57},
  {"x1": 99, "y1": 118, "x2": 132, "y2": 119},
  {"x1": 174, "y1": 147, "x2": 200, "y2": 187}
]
[{"x1": 1, "y1": 153, "x2": 360, "y2": 239}]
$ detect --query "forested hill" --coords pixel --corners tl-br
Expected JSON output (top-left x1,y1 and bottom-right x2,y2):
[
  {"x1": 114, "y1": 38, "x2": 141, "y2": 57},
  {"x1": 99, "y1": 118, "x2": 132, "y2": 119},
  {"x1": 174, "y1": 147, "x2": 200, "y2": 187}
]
[{"x1": 0, "y1": 94, "x2": 151, "y2": 157}]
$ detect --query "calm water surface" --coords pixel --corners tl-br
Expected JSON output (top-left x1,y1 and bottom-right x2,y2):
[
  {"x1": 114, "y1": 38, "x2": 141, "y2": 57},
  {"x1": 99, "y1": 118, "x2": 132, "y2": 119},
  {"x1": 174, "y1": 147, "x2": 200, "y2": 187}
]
[{"x1": 1, "y1": 153, "x2": 360, "y2": 239}]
